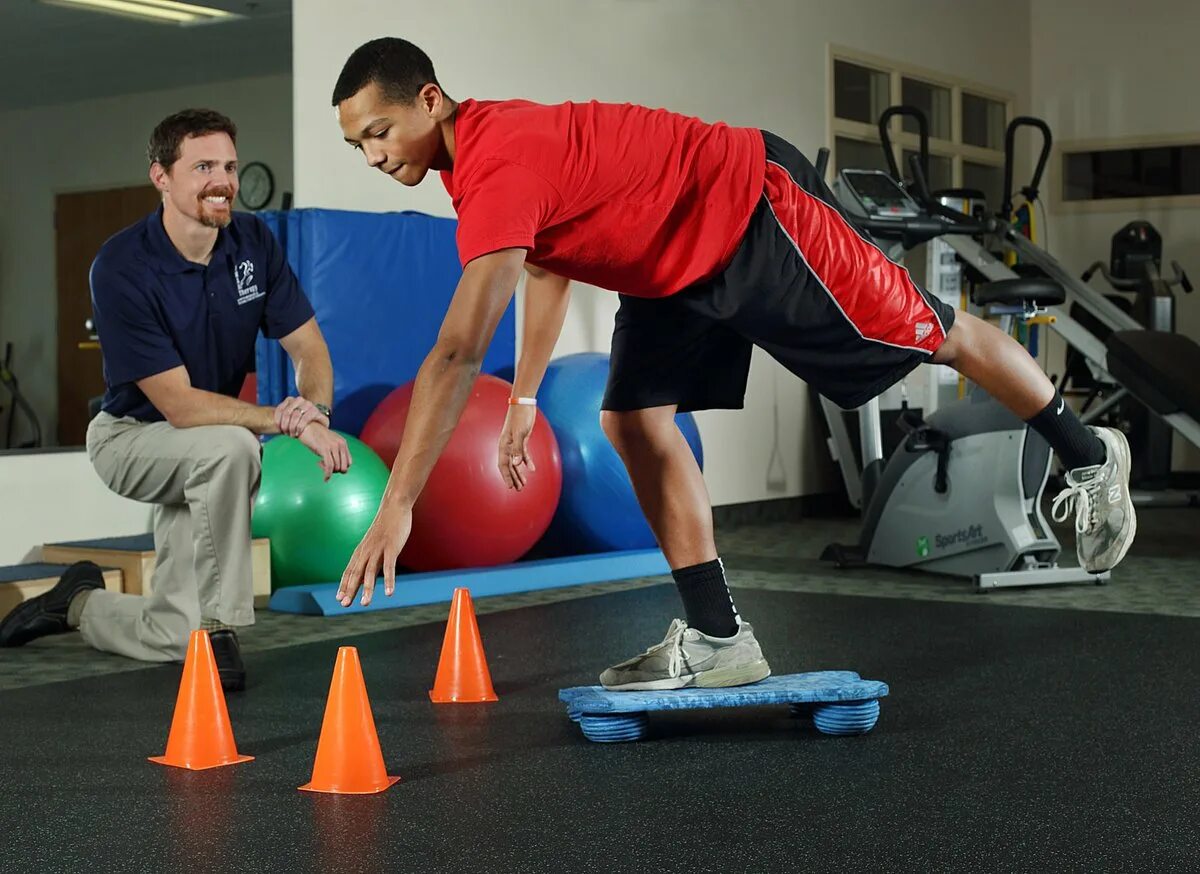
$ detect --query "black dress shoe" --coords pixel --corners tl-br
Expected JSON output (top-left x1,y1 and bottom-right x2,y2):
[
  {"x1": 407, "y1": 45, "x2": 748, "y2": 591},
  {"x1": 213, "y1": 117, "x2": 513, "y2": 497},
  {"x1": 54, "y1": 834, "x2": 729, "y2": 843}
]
[
  {"x1": 0, "y1": 561, "x2": 106, "y2": 647},
  {"x1": 209, "y1": 628, "x2": 246, "y2": 693}
]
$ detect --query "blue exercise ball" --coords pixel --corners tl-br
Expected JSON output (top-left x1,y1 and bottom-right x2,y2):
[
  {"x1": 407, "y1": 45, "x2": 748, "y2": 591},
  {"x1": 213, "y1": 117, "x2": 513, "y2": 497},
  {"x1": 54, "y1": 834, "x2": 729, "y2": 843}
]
[{"x1": 537, "y1": 352, "x2": 703, "y2": 554}]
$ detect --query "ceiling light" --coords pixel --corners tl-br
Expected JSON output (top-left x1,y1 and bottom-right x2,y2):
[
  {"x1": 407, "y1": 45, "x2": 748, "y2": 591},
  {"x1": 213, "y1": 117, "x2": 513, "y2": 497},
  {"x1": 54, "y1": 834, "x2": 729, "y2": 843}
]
[{"x1": 40, "y1": 0, "x2": 243, "y2": 26}]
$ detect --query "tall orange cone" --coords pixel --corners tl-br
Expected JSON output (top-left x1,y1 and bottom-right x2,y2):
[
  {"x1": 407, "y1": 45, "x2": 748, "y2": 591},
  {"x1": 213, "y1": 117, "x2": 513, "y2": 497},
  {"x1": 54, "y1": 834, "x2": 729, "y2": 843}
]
[
  {"x1": 149, "y1": 630, "x2": 254, "y2": 770},
  {"x1": 429, "y1": 588, "x2": 498, "y2": 703},
  {"x1": 299, "y1": 646, "x2": 400, "y2": 794}
]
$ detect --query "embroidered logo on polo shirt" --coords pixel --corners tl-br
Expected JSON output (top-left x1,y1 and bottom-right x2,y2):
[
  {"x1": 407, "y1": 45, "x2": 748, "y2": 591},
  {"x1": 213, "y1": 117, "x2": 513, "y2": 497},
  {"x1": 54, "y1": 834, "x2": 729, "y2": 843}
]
[{"x1": 234, "y1": 259, "x2": 264, "y2": 304}]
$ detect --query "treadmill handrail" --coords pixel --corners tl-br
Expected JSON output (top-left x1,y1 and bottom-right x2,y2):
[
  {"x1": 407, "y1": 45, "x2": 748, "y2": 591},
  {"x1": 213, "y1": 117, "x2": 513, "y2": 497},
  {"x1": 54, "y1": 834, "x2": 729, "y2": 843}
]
[
  {"x1": 1002, "y1": 117, "x2": 1052, "y2": 218},
  {"x1": 878, "y1": 106, "x2": 929, "y2": 185}
]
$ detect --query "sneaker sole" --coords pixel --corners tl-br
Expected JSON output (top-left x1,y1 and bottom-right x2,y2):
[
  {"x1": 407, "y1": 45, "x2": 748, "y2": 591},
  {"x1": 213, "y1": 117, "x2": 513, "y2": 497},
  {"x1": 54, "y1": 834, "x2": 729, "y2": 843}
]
[
  {"x1": 601, "y1": 659, "x2": 772, "y2": 692},
  {"x1": 1089, "y1": 428, "x2": 1138, "y2": 573}
]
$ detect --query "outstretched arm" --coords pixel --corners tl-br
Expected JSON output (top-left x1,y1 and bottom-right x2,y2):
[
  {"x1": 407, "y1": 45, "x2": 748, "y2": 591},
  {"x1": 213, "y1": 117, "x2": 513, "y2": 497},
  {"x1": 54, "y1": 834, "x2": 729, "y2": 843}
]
[{"x1": 337, "y1": 247, "x2": 527, "y2": 607}]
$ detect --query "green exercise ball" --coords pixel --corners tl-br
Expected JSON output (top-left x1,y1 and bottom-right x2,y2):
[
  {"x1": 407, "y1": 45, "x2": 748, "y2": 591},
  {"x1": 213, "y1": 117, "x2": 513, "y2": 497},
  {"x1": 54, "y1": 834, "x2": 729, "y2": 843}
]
[{"x1": 251, "y1": 433, "x2": 390, "y2": 589}]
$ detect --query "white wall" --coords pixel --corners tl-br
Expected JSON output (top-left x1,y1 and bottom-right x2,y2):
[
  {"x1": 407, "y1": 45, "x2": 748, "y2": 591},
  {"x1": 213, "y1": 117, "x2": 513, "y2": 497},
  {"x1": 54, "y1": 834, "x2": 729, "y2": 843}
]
[
  {"x1": 0, "y1": 73, "x2": 293, "y2": 448},
  {"x1": 1032, "y1": 0, "x2": 1200, "y2": 470},
  {"x1": 293, "y1": 0, "x2": 1032, "y2": 505},
  {"x1": 0, "y1": 452, "x2": 151, "y2": 565}
]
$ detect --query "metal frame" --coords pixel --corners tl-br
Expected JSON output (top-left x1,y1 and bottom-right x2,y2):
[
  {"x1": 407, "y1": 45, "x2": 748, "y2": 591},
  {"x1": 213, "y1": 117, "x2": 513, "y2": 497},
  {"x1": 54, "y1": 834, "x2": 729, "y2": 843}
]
[
  {"x1": 977, "y1": 566, "x2": 1110, "y2": 590},
  {"x1": 942, "y1": 231, "x2": 1200, "y2": 451}
]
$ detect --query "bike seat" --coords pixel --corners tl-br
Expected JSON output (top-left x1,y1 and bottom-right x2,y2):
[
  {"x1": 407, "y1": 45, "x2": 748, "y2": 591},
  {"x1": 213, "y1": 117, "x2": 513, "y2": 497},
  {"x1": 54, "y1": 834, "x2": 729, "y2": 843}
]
[{"x1": 973, "y1": 278, "x2": 1066, "y2": 307}]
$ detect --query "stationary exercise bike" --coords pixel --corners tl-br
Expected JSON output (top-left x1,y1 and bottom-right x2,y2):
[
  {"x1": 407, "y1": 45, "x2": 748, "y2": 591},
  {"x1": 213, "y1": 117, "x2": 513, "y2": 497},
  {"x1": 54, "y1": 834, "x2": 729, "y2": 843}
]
[{"x1": 816, "y1": 110, "x2": 1107, "y2": 590}]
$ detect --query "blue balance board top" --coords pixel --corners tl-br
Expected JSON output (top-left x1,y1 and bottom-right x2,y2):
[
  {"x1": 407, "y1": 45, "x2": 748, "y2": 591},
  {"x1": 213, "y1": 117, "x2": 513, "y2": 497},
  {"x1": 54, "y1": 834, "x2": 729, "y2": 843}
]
[{"x1": 559, "y1": 671, "x2": 889, "y2": 714}]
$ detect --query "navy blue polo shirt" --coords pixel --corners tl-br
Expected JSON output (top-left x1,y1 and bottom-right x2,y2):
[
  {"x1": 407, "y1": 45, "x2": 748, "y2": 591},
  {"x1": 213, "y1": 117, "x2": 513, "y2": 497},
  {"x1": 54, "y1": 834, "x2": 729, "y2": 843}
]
[{"x1": 90, "y1": 206, "x2": 314, "y2": 422}]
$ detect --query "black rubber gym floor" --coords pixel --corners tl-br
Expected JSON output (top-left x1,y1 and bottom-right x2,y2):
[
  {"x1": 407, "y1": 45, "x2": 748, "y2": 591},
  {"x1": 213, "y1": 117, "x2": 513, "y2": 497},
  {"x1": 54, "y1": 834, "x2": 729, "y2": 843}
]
[{"x1": 2, "y1": 582, "x2": 1197, "y2": 873}]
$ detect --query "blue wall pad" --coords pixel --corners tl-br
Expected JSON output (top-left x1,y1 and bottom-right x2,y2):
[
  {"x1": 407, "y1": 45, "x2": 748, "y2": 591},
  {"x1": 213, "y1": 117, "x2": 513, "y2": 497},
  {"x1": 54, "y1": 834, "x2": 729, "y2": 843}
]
[
  {"x1": 268, "y1": 548, "x2": 669, "y2": 616},
  {"x1": 255, "y1": 209, "x2": 516, "y2": 435},
  {"x1": 559, "y1": 672, "x2": 890, "y2": 742},
  {"x1": 254, "y1": 211, "x2": 289, "y2": 406}
]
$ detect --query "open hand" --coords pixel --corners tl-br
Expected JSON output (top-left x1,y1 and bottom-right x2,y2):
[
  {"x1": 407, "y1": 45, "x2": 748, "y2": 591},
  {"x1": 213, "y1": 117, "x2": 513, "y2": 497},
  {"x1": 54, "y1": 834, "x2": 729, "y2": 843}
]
[
  {"x1": 497, "y1": 404, "x2": 538, "y2": 490},
  {"x1": 338, "y1": 502, "x2": 412, "y2": 607}
]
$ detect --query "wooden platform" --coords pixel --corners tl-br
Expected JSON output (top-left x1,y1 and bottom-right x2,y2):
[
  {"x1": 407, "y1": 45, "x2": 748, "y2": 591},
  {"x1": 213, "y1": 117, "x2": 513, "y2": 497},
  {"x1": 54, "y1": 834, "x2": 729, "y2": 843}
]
[
  {"x1": 41, "y1": 535, "x2": 272, "y2": 607},
  {"x1": 0, "y1": 563, "x2": 123, "y2": 616}
]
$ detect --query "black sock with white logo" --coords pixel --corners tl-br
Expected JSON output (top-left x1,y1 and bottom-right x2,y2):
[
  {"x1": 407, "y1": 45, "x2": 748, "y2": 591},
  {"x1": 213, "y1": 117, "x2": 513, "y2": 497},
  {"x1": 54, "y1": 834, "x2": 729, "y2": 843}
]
[
  {"x1": 1026, "y1": 392, "x2": 1107, "y2": 470},
  {"x1": 672, "y1": 558, "x2": 740, "y2": 638}
]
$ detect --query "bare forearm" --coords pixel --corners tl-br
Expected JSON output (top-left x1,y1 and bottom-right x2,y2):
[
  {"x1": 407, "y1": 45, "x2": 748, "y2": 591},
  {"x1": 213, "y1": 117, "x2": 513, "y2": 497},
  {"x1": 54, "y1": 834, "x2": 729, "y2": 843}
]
[
  {"x1": 383, "y1": 345, "x2": 481, "y2": 509},
  {"x1": 514, "y1": 272, "x2": 570, "y2": 397},
  {"x1": 165, "y1": 389, "x2": 280, "y2": 434},
  {"x1": 292, "y1": 347, "x2": 333, "y2": 408}
]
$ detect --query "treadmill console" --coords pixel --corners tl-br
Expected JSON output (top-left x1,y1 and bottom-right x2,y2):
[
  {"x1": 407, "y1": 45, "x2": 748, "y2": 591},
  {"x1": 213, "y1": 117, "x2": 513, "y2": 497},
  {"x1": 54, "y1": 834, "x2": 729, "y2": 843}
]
[{"x1": 835, "y1": 169, "x2": 922, "y2": 220}]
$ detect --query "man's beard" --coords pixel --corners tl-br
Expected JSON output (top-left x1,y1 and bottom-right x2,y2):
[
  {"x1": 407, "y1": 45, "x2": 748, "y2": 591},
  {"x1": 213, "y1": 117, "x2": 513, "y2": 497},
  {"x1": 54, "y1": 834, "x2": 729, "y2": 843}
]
[{"x1": 197, "y1": 186, "x2": 234, "y2": 228}]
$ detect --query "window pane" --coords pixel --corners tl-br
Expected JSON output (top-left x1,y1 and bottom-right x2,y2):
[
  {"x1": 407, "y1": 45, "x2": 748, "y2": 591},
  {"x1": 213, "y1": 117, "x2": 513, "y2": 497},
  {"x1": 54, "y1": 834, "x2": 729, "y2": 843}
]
[
  {"x1": 1064, "y1": 145, "x2": 1200, "y2": 200},
  {"x1": 835, "y1": 136, "x2": 892, "y2": 174},
  {"x1": 962, "y1": 93, "x2": 1006, "y2": 149},
  {"x1": 963, "y1": 161, "x2": 1006, "y2": 213},
  {"x1": 902, "y1": 149, "x2": 952, "y2": 191},
  {"x1": 834, "y1": 60, "x2": 890, "y2": 125},
  {"x1": 900, "y1": 77, "x2": 951, "y2": 140}
]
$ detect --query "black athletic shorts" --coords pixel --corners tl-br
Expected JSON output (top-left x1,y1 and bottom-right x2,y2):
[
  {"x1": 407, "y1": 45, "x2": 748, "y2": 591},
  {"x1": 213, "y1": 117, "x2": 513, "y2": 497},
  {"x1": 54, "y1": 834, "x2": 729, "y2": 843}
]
[{"x1": 602, "y1": 130, "x2": 956, "y2": 413}]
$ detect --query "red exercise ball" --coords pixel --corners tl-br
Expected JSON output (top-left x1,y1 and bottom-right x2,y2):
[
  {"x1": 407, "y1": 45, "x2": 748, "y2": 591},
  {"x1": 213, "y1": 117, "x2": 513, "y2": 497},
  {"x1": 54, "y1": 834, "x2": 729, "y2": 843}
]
[
  {"x1": 238, "y1": 372, "x2": 257, "y2": 404},
  {"x1": 360, "y1": 373, "x2": 562, "y2": 571}
]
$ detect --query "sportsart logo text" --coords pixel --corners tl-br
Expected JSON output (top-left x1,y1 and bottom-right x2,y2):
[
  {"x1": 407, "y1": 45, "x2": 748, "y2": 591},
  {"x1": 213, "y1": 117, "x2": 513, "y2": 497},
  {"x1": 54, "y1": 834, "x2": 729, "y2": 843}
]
[{"x1": 934, "y1": 524, "x2": 986, "y2": 550}]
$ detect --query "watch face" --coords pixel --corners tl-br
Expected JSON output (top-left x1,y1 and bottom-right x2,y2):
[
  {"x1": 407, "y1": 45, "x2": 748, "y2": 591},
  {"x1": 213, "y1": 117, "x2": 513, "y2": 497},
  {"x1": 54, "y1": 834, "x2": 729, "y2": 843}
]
[{"x1": 238, "y1": 162, "x2": 274, "y2": 210}]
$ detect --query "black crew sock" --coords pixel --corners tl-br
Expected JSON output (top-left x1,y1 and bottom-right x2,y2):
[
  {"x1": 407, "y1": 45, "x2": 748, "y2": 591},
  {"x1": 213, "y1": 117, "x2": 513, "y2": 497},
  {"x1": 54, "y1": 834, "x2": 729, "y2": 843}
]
[
  {"x1": 672, "y1": 558, "x2": 740, "y2": 638},
  {"x1": 1025, "y1": 392, "x2": 1107, "y2": 470}
]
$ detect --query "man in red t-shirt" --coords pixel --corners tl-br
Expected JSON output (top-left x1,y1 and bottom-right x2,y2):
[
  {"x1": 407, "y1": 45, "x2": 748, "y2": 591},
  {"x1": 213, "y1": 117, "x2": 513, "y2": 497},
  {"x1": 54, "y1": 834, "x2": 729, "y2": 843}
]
[{"x1": 330, "y1": 38, "x2": 1135, "y2": 690}]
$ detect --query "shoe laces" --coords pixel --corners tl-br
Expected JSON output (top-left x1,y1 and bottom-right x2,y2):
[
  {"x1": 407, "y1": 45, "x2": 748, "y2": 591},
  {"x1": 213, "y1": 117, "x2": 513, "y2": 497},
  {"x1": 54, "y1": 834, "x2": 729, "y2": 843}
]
[
  {"x1": 641, "y1": 618, "x2": 690, "y2": 679},
  {"x1": 1052, "y1": 465, "x2": 1103, "y2": 534}
]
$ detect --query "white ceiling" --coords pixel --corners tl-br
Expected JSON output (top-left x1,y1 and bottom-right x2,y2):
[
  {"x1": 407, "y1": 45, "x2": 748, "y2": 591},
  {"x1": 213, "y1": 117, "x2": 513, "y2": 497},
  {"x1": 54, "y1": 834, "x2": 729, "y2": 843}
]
[{"x1": 0, "y1": 0, "x2": 292, "y2": 112}]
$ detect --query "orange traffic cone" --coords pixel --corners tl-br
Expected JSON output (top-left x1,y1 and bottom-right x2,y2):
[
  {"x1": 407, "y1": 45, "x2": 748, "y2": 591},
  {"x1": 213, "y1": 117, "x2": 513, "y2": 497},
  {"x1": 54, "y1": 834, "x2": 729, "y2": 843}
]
[
  {"x1": 429, "y1": 588, "x2": 498, "y2": 703},
  {"x1": 299, "y1": 646, "x2": 400, "y2": 794},
  {"x1": 149, "y1": 630, "x2": 254, "y2": 770}
]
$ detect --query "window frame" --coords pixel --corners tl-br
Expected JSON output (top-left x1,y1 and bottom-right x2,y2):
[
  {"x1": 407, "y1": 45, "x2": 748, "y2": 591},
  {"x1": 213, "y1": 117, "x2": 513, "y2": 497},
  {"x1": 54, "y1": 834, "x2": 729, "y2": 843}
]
[
  {"x1": 827, "y1": 45, "x2": 1013, "y2": 206},
  {"x1": 1052, "y1": 131, "x2": 1200, "y2": 213}
]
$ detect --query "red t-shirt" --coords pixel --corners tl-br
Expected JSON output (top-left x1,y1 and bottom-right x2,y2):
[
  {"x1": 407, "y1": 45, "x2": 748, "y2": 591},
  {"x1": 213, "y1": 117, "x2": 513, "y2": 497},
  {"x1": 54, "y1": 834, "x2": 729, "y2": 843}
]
[{"x1": 440, "y1": 99, "x2": 765, "y2": 298}]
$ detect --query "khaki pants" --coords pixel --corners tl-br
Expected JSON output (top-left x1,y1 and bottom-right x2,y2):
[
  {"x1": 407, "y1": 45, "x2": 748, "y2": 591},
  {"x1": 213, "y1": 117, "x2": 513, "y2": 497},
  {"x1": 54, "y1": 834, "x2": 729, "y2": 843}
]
[{"x1": 83, "y1": 412, "x2": 261, "y2": 662}]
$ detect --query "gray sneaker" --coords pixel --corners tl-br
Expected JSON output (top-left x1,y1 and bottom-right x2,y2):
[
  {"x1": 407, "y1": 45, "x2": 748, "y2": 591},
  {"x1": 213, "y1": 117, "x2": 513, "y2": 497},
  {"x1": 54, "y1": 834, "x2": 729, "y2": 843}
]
[
  {"x1": 1051, "y1": 426, "x2": 1137, "y2": 573},
  {"x1": 599, "y1": 618, "x2": 771, "y2": 691}
]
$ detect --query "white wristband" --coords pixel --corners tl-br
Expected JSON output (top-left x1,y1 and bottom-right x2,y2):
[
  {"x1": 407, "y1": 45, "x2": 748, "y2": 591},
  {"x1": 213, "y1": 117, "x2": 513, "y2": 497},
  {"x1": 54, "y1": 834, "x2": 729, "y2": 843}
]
[{"x1": 508, "y1": 396, "x2": 537, "y2": 406}]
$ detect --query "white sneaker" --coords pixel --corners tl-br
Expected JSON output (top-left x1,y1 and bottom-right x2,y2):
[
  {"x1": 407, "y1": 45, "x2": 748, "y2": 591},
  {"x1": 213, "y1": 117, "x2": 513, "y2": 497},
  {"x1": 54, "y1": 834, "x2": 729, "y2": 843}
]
[
  {"x1": 599, "y1": 619, "x2": 771, "y2": 691},
  {"x1": 1052, "y1": 426, "x2": 1137, "y2": 573}
]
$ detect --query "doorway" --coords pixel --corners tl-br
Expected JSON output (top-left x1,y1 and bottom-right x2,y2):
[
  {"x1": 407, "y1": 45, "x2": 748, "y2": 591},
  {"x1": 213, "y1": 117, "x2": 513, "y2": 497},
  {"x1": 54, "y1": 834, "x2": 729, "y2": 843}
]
[{"x1": 55, "y1": 186, "x2": 160, "y2": 445}]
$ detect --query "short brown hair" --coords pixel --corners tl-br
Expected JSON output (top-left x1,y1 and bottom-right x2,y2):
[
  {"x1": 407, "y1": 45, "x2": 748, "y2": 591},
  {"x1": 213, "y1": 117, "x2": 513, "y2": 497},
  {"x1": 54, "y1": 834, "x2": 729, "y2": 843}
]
[{"x1": 147, "y1": 109, "x2": 237, "y2": 168}]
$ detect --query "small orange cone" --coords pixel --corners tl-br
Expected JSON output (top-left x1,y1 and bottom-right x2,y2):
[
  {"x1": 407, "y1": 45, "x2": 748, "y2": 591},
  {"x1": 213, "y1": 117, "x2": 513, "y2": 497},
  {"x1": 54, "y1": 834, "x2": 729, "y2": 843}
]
[
  {"x1": 429, "y1": 588, "x2": 499, "y2": 703},
  {"x1": 149, "y1": 630, "x2": 254, "y2": 770},
  {"x1": 299, "y1": 646, "x2": 400, "y2": 794}
]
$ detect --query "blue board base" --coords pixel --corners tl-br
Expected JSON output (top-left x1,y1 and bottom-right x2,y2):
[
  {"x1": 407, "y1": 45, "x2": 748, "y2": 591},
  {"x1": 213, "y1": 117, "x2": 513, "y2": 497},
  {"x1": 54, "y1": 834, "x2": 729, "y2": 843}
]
[
  {"x1": 559, "y1": 671, "x2": 890, "y2": 742},
  {"x1": 267, "y1": 548, "x2": 669, "y2": 616}
]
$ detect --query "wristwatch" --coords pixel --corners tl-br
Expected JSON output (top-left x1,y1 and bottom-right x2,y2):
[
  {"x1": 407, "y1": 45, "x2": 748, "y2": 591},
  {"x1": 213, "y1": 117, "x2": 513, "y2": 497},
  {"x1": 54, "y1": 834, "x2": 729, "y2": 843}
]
[{"x1": 314, "y1": 402, "x2": 332, "y2": 419}]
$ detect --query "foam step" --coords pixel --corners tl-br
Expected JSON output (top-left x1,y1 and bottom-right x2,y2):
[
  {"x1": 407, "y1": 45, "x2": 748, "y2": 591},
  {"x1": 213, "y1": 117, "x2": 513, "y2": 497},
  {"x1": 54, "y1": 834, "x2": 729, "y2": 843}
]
[
  {"x1": 42, "y1": 536, "x2": 271, "y2": 605},
  {"x1": 0, "y1": 563, "x2": 123, "y2": 615}
]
